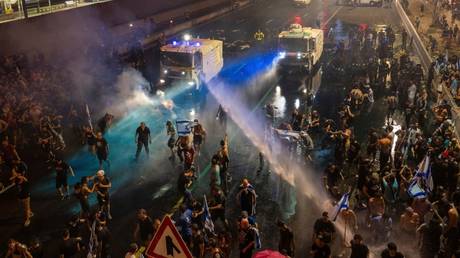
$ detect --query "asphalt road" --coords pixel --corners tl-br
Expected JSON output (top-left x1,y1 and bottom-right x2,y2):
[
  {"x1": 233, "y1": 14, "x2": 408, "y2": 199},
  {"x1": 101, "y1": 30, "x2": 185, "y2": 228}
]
[{"x1": 0, "y1": 0, "x2": 405, "y2": 257}]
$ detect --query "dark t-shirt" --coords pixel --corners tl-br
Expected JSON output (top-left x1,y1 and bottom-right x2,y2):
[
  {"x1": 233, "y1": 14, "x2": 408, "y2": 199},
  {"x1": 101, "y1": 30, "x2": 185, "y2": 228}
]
[
  {"x1": 351, "y1": 242, "x2": 369, "y2": 258},
  {"x1": 55, "y1": 161, "x2": 69, "y2": 178},
  {"x1": 311, "y1": 243, "x2": 331, "y2": 258},
  {"x1": 279, "y1": 227, "x2": 294, "y2": 252},
  {"x1": 239, "y1": 228, "x2": 255, "y2": 250},
  {"x1": 95, "y1": 177, "x2": 110, "y2": 196},
  {"x1": 17, "y1": 179, "x2": 30, "y2": 199},
  {"x1": 138, "y1": 216, "x2": 154, "y2": 241},
  {"x1": 381, "y1": 249, "x2": 404, "y2": 258},
  {"x1": 136, "y1": 126, "x2": 150, "y2": 142},
  {"x1": 95, "y1": 138, "x2": 108, "y2": 154},
  {"x1": 191, "y1": 231, "x2": 205, "y2": 257},
  {"x1": 59, "y1": 238, "x2": 79, "y2": 257}
]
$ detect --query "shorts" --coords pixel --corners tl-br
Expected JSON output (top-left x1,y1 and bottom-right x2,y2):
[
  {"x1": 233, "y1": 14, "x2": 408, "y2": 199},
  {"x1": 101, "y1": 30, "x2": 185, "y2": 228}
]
[
  {"x1": 193, "y1": 135, "x2": 203, "y2": 145},
  {"x1": 56, "y1": 176, "x2": 68, "y2": 188},
  {"x1": 97, "y1": 194, "x2": 110, "y2": 206},
  {"x1": 167, "y1": 137, "x2": 176, "y2": 148}
]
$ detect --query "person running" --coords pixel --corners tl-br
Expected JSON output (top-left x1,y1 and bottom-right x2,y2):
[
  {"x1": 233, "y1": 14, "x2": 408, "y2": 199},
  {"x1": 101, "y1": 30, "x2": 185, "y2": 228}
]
[
  {"x1": 166, "y1": 121, "x2": 176, "y2": 160},
  {"x1": 135, "y1": 122, "x2": 151, "y2": 160},
  {"x1": 192, "y1": 119, "x2": 206, "y2": 156},
  {"x1": 95, "y1": 132, "x2": 109, "y2": 170}
]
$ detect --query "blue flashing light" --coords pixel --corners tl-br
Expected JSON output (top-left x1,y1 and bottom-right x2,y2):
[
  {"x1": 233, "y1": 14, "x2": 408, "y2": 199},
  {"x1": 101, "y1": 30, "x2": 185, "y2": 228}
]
[
  {"x1": 195, "y1": 42, "x2": 201, "y2": 47},
  {"x1": 172, "y1": 41, "x2": 177, "y2": 46}
]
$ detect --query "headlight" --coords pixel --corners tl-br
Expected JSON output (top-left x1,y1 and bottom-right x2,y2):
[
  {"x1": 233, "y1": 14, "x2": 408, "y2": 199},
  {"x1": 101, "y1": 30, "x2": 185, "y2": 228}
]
[
  {"x1": 297, "y1": 52, "x2": 302, "y2": 59},
  {"x1": 159, "y1": 79, "x2": 165, "y2": 84},
  {"x1": 188, "y1": 81, "x2": 195, "y2": 86},
  {"x1": 279, "y1": 51, "x2": 286, "y2": 59},
  {"x1": 163, "y1": 69, "x2": 168, "y2": 74},
  {"x1": 181, "y1": 71, "x2": 185, "y2": 75}
]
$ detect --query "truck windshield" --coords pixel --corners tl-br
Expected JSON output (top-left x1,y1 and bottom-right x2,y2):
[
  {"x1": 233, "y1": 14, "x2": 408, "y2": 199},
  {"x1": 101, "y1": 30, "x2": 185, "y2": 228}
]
[
  {"x1": 161, "y1": 52, "x2": 193, "y2": 67},
  {"x1": 279, "y1": 38, "x2": 309, "y2": 52}
]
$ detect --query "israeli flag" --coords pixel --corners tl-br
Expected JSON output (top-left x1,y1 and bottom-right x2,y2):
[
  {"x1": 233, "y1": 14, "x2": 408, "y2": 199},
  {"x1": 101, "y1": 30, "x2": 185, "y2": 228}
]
[
  {"x1": 408, "y1": 179, "x2": 427, "y2": 198},
  {"x1": 408, "y1": 156, "x2": 433, "y2": 198},
  {"x1": 176, "y1": 120, "x2": 193, "y2": 136},
  {"x1": 333, "y1": 192, "x2": 350, "y2": 221},
  {"x1": 203, "y1": 194, "x2": 215, "y2": 234}
]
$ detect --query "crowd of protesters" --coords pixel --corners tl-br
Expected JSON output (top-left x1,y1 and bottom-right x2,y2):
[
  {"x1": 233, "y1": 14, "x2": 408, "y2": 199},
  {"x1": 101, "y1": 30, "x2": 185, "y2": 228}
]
[{"x1": 3, "y1": 9, "x2": 460, "y2": 258}]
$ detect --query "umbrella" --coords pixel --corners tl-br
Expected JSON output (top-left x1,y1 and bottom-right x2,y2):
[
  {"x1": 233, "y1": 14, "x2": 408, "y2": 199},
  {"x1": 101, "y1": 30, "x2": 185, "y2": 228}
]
[{"x1": 253, "y1": 250, "x2": 286, "y2": 258}]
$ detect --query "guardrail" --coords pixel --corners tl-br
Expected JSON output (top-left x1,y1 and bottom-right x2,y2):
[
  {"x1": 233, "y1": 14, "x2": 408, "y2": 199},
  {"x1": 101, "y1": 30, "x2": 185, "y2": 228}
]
[{"x1": 394, "y1": 0, "x2": 460, "y2": 137}]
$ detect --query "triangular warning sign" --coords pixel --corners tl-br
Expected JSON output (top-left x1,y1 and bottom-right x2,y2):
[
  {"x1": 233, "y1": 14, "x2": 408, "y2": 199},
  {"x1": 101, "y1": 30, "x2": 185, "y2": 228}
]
[{"x1": 145, "y1": 216, "x2": 192, "y2": 258}]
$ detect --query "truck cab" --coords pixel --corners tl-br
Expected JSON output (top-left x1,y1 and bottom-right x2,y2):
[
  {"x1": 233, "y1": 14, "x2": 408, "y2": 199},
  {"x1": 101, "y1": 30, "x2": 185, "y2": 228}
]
[
  {"x1": 158, "y1": 38, "x2": 223, "y2": 91},
  {"x1": 277, "y1": 24, "x2": 324, "y2": 72}
]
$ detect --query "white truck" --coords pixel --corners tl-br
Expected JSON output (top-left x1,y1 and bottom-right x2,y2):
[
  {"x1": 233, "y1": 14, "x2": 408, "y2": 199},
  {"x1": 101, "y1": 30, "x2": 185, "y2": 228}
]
[
  {"x1": 158, "y1": 38, "x2": 223, "y2": 90},
  {"x1": 277, "y1": 23, "x2": 324, "y2": 72}
]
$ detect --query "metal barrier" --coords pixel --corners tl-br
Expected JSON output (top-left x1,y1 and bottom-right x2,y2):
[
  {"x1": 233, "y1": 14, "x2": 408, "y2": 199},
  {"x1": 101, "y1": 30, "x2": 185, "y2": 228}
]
[{"x1": 394, "y1": 0, "x2": 460, "y2": 137}]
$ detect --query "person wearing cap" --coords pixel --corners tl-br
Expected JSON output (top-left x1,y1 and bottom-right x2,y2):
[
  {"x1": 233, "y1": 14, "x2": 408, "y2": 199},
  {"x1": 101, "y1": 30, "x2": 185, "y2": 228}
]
[
  {"x1": 381, "y1": 242, "x2": 404, "y2": 258},
  {"x1": 94, "y1": 170, "x2": 112, "y2": 220},
  {"x1": 134, "y1": 122, "x2": 151, "y2": 161},
  {"x1": 192, "y1": 119, "x2": 206, "y2": 157},
  {"x1": 313, "y1": 212, "x2": 335, "y2": 244},
  {"x1": 348, "y1": 234, "x2": 369, "y2": 258}
]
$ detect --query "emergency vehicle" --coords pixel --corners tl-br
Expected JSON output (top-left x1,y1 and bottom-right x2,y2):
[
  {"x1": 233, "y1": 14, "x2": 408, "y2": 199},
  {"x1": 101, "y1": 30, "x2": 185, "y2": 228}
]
[
  {"x1": 277, "y1": 23, "x2": 324, "y2": 72},
  {"x1": 158, "y1": 37, "x2": 223, "y2": 90}
]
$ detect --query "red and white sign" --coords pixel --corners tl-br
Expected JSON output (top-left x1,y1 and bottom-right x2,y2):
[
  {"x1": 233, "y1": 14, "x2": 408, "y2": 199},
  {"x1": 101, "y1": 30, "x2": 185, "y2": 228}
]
[{"x1": 145, "y1": 216, "x2": 192, "y2": 258}]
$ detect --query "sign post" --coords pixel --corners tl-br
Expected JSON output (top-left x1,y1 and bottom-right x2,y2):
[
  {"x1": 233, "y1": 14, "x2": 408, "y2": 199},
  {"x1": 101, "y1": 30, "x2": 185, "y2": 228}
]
[{"x1": 145, "y1": 216, "x2": 192, "y2": 258}]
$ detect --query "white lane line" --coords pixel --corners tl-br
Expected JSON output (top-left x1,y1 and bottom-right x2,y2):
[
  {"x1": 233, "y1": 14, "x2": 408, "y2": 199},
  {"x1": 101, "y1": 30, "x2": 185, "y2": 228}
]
[{"x1": 266, "y1": 19, "x2": 273, "y2": 24}]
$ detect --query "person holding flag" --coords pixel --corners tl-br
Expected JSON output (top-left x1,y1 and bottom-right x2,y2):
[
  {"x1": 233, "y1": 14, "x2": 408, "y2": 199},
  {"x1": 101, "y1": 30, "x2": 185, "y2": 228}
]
[
  {"x1": 407, "y1": 155, "x2": 433, "y2": 199},
  {"x1": 203, "y1": 194, "x2": 215, "y2": 236}
]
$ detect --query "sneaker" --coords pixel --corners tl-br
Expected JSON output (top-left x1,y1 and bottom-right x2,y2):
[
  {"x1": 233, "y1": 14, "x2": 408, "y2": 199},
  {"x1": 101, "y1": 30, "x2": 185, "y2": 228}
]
[{"x1": 24, "y1": 220, "x2": 31, "y2": 227}]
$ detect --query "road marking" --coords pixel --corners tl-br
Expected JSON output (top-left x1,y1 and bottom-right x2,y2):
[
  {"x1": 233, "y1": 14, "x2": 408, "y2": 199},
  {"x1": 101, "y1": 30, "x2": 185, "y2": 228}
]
[{"x1": 266, "y1": 19, "x2": 273, "y2": 24}]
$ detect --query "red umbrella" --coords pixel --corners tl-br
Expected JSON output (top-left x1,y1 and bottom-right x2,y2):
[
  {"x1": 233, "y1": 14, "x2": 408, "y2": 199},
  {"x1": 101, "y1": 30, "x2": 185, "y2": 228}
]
[{"x1": 253, "y1": 250, "x2": 287, "y2": 258}]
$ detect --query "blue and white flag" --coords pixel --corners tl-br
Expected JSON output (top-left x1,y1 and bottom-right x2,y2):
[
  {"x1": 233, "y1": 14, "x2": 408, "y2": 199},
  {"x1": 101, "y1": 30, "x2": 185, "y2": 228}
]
[
  {"x1": 333, "y1": 192, "x2": 350, "y2": 221},
  {"x1": 203, "y1": 194, "x2": 215, "y2": 234},
  {"x1": 408, "y1": 156, "x2": 433, "y2": 198},
  {"x1": 176, "y1": 120, "x2": 193, "y2": 136}
]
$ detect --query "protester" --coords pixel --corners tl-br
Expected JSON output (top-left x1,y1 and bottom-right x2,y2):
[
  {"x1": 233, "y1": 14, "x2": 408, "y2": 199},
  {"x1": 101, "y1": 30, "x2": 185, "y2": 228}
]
[{"x1": 135, "y1": 122, "x2": 151, "y2": 160}]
